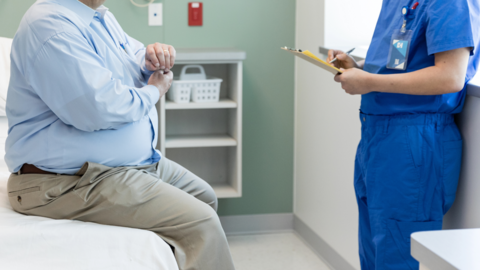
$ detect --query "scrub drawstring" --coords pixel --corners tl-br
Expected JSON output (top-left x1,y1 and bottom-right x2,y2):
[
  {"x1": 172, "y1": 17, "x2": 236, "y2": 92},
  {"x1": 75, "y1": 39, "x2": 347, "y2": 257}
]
[{"x1": 435, "y1": 115, "x2": 441, "y2": 133}]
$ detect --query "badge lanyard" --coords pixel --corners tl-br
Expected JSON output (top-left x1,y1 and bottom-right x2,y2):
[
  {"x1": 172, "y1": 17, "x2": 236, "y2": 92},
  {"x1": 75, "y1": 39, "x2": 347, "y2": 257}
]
[{"x1": 387, "y1": 2, "x2": 419, "y2": 71}]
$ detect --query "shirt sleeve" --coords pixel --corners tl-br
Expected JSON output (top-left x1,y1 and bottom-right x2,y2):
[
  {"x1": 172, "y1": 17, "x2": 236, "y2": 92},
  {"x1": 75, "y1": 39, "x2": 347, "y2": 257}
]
[
  {"x1": 126, "y1": 34, "x2": 155, "y2": 81},
  {"x1": 26, "y1": 32, "x2": 160, "y2": 132},
  {"x1": 426, "y1": 0, "x2": 475, "y2": 56}
]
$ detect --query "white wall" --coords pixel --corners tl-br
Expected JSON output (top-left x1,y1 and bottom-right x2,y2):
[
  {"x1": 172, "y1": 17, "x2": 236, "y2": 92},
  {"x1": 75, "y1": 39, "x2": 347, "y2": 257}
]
[
  {"x1": 324, "y1": 0, "x2": 382, "y2": 47},
  {"x1": 443, "y1": 94, "x2": 480, "y2": 229},
  {"x1": 294, "y1": 0, "x2": 381, "y2": 269}
]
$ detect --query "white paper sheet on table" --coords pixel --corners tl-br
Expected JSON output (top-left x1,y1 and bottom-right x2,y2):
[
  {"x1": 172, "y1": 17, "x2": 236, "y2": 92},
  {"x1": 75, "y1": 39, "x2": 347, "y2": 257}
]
[
  {"x1": 0, "y1": 170, "x2": 179, "y2": 270},
  {"x1": 0, "y1": 37, "x2": 12, "y2": 116}
]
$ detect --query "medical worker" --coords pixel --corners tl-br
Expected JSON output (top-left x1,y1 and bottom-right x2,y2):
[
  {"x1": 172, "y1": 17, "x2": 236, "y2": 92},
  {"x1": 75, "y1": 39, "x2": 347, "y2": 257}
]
[{"x1": 327, "y1": 0, "x2": 480, "y2": 269}]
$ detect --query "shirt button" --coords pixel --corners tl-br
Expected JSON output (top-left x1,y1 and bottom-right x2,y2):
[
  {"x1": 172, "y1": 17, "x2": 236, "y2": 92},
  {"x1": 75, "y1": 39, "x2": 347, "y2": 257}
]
[{"x1": 363, "y1": 117, "x2": 366, "y2": 122}]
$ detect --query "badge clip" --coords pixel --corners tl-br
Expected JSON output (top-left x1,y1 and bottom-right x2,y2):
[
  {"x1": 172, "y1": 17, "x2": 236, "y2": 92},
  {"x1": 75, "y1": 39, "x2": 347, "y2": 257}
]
[{"x1": 401, "y1": 6, "x2": 409, "y2": 33}]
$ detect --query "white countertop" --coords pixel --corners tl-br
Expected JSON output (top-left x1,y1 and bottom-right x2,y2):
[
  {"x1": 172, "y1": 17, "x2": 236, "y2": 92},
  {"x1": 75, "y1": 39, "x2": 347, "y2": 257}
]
[
  {"x1": 318, "y1": 45, "x2": 368, "y2": 62},
  {"x1": 175, "y1": 48, "x2": 246, "y2": 63},
  {"x1": 411, "y1": 229, "x2": 480, "y2": 270},
  {"x1": 467, "y1": 73, "x2": 480, "y2": 98}
]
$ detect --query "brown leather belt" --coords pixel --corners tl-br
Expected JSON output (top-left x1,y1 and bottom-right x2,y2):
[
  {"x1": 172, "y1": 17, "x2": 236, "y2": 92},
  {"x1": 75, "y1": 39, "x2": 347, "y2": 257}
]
[{"x1": 20, "y1": 164, "x2": 56, "y2": 175}]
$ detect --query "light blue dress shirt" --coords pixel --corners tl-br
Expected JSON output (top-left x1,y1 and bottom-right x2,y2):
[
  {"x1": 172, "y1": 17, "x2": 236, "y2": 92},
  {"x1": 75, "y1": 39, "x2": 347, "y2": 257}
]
[{"x1": 6, "y1": 0, "x2": 161, "y2": 174}]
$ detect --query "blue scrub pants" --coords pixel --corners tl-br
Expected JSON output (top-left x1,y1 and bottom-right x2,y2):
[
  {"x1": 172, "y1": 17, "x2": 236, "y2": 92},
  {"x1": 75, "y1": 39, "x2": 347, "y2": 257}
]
[{"x1": 355, "y1": 113, "x2": 462, "y2": 270}]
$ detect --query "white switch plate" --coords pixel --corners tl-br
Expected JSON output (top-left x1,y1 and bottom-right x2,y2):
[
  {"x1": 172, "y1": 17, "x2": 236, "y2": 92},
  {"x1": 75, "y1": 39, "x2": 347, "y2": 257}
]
[{"x1": 149, "y1": 3, "x2": 163, "y2": 26}]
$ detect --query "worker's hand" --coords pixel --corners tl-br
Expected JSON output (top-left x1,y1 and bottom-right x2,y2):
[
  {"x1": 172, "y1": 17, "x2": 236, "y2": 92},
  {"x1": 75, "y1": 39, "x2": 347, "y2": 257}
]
[
  {"x1": 327, "y1": 50, "x2": 360, "y2": 70},
  {"x1": 148, "y1": 70, "x2": 174, "y2": 97},
  {"x1": 334, "y1": 68, "x2": 372, "y2": 95},
  {"x1": 145, "y1": 43, "x2": 176, "y2": 73}
]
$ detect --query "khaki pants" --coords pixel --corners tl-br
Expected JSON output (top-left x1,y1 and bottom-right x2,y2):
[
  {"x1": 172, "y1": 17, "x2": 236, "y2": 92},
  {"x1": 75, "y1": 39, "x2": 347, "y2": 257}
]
[{"x1": 7, "y1": 158, "x2": 235, "y2": 270}]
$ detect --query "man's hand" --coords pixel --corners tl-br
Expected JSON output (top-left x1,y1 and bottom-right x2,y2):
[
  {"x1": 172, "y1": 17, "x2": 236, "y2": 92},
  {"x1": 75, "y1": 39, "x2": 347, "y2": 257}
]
[
  {"x1": 334, "y1": 68, "x2": 372, "y2": 95},
  {"x1": 327, "y1": 50, "x2": 361, "y2": 69},
  {"x1": 148, "y1": 70, "x2": 174, "y2": 97},
  {"x1": 145, "y1": 43, "x2": 176, "y2": 73}
]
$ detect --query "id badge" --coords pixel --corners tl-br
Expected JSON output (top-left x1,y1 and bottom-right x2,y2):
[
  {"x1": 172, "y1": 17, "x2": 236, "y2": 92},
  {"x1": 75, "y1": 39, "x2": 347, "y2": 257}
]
[{"x1": 387, "y1": 30, "x2": 413, "y2": 70}]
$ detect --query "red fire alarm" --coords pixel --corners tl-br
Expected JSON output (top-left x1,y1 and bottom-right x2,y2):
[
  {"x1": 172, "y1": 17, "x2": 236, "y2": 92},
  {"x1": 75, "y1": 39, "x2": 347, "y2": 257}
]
[{"x1": 188, "y1": 2, "x2": 203, "y2": 26}]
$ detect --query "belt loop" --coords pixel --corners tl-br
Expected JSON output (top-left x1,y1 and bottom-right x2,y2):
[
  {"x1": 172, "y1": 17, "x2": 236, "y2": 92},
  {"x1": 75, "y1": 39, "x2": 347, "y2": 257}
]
[{"x1": 384, "y1": 118, "x2": 390, "y2": 134}]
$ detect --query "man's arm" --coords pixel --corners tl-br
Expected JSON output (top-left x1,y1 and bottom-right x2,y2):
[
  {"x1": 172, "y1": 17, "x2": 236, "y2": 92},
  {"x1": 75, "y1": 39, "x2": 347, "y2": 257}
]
[
  {"x1": 331, "y1": 47, "x2": 471, "y2": 95},
  {"x1": 27, "y1": 32, "x2": 166, "y2": 132},
  {"x1": 126, "y1": 35, "x2": 176, "y2": 78}
]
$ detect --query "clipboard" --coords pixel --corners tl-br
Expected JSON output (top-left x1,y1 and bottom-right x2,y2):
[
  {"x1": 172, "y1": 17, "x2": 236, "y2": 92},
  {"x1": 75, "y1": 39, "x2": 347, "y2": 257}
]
[{"x1": 281, "y1": 47, "x2": 343, "y2": 75}]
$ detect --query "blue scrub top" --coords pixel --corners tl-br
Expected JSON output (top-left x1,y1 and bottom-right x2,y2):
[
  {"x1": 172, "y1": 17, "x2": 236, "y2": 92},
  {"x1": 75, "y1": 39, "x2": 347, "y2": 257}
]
[{"x1": 361, "y1": 0, "x2": 480, "y2": 115}]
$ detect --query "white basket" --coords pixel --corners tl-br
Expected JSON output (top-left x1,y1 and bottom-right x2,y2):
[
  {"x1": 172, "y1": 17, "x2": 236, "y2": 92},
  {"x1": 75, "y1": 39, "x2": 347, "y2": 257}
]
[
  {"x1": 167, "y1": 83, "x2": 192, "y2": 103},
  {"x1": 168, "y1": 65, "x2": 222, "y2": 103}
]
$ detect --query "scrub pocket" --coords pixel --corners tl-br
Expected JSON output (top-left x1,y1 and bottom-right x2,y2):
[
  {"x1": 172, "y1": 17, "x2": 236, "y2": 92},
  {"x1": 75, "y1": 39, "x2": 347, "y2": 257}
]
[
  {"x1": 442, "y1": 140, "x2": 463, "y2": 214},
  {"x1": 384, "y1": 219, "x2": 442, "y2": 270}
]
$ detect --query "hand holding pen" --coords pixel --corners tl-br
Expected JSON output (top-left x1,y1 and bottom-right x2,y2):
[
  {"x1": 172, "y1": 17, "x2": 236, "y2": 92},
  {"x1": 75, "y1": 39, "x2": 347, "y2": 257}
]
[{"x1": 326, "y1": 48, "x2": 360, "y2": 70}]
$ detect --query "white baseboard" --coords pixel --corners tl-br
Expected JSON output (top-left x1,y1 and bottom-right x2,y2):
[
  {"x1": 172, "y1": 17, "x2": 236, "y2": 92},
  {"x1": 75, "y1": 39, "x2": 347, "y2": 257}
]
[
  {"x1": 220, "y1": 213, "x2": 294, "y2": 235},
  {"x1": 219, "y1": 213, "x2": 356, "y2": 270},
  {"x1": 294, "y1": 215, "x2": 356, "y2": 270}
]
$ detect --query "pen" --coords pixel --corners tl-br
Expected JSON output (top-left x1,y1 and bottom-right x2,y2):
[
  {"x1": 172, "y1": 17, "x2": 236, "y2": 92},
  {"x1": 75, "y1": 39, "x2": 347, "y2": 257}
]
[
  {"x1": 329, "y1": 48, "x2": 356, "y2": 64},
  {"x1": 119, "y1": 43, "x2": 127, "y2": 54},
  {"x1": 282, "y1": 47, "x2": 302, "y2": 52}
]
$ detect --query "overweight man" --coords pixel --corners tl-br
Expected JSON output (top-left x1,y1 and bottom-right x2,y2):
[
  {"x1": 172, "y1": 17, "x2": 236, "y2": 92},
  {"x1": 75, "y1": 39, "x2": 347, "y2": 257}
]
[{"x1": 5, "y1": 0, "x2": 235, "y2": 269}]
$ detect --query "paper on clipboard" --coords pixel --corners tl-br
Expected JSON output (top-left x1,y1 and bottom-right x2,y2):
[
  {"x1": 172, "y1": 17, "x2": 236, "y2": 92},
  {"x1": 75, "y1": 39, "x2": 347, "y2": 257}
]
[{"x1": 281, "y1": 47, "x2": 343, "y2": 75}]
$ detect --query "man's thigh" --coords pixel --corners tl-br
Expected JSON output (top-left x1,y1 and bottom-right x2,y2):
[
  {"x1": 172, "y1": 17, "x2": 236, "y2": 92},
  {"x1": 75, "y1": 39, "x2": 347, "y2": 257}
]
[
  {"x1": 8, "y1": 162, "x2": 217, "y2": 230},
  {"x1": 156, "y1": 157, "x2": 217, "y2": 210}
]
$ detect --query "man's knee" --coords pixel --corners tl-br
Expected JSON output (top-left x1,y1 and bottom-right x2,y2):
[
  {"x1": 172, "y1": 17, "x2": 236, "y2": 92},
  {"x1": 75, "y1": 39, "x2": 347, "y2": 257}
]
[
  {"x1": 181, "y1": 200, "x2": 224, "y2": 238},
  {"x1": 198, "y1": 205, "x2": 224, "y2": 235},
  {"x1": 188, "y1": 176, "x2": 218, "y2": 211},
  {"x1": 201, "y1": 183, "x2": 218, "y2": 211}
]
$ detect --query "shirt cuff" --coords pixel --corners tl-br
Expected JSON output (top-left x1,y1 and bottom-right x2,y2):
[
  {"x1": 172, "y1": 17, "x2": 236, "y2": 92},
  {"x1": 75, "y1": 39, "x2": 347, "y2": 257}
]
[
  {"x1": 138, "y1": 85, "x2": 160, "y2": 107},
  {"x1": 140, "y1": 57, "x2": 155, "y2": 80}
]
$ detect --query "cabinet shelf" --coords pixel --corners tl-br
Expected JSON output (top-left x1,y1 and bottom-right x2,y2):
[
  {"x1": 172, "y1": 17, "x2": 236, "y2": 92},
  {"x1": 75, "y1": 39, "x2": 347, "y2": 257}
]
[
  {"x1": 165, "y1": 99, "x2": 237, "y2": 110},
  {"x1": 165, "y1": 135, "x2": 237, "y2": 148},
  {"x1": 158, "y1": 50, "x2": 245, "y2": 199},
  {"x1": 212, "y1": 183, "x2": 241, "y2": 198}
]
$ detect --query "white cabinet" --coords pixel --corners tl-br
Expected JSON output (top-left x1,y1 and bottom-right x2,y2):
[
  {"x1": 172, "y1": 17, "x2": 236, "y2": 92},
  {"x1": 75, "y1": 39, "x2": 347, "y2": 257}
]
[
  {"x1": 157, "y1": 48, "x2": 246, "y2": 198},
  {"x1": 411, "y1": 229, "x2": 480, "y2": 270}
]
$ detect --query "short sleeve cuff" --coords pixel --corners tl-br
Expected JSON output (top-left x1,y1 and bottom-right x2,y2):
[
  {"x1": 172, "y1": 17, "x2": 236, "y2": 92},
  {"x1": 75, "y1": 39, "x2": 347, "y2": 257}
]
[{"x1": 428, "y1": 38, "x2": 475, "y2": 56}]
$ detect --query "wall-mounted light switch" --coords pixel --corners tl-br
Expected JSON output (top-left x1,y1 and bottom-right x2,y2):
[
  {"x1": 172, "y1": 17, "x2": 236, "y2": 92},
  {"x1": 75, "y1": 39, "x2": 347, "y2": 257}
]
[{"x1": 149, "y1": 3, "x2": 163, "y2": 26}]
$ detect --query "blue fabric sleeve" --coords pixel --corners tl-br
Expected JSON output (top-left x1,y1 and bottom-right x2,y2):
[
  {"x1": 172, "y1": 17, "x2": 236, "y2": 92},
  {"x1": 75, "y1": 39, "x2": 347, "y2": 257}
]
[
  {"x1": 426, "y1": 0, "x2": 475, "y2": 56},
  {"x1": 26, "y1": 32, "x2": 160, "y2": 132}
]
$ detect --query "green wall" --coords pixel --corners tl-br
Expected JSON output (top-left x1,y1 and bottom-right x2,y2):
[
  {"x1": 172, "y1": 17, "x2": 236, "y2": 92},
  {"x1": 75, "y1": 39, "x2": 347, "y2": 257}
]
[{"x1": 0, "y1": 0, "x2": 296, "y2": 216}]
